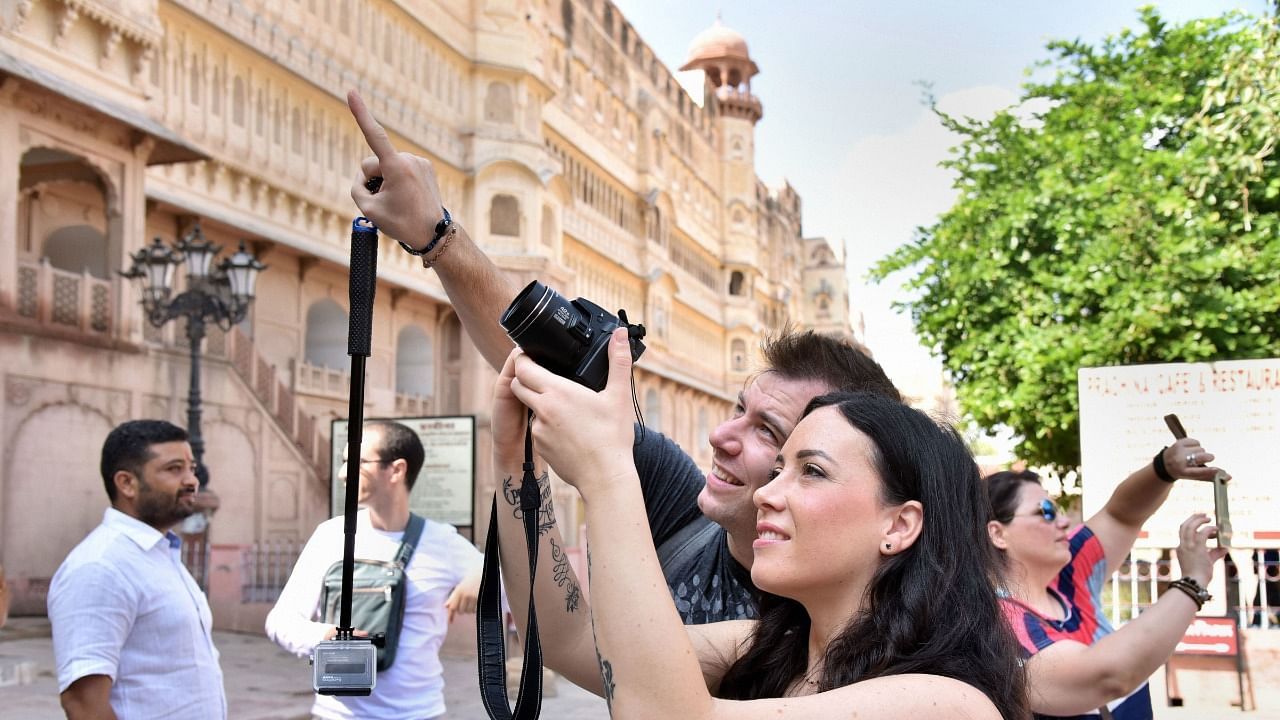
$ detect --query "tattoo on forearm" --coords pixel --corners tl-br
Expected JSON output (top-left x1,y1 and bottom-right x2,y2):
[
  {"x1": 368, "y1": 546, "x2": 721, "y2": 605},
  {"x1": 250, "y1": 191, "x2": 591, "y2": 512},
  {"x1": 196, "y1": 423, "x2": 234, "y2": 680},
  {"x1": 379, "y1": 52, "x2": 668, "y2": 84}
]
[
  {"x1": 501, "y1": 472, "x2": 555, "y2": 536},
  {"x1": 585, "y1": 544, "x2": 617, "y2": 713},
  {"x1": 598, "y1": 652, "x2": 617, "y2": 713},
  {"x1": 549, "y1": 538, "x2": 581, "y2": 613}
]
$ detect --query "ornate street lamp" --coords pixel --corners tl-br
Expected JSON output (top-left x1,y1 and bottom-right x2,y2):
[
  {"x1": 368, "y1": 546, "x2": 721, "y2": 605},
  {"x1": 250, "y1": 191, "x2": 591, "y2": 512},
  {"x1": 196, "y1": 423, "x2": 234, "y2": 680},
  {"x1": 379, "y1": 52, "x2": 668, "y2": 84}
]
[{"x1": 121, "y1": 221, "x2": 266, "y2": 489}]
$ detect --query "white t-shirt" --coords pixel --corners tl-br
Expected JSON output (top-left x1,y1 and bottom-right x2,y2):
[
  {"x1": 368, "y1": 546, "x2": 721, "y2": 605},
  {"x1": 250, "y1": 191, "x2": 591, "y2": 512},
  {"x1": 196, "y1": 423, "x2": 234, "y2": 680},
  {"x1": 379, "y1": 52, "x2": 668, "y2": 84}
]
[
  {"x1": 265, "y1": 509, "x2": 482, "y2": 720},
  {"x1": 48, "y1": 508, "x2": 227, "y2": 719}
]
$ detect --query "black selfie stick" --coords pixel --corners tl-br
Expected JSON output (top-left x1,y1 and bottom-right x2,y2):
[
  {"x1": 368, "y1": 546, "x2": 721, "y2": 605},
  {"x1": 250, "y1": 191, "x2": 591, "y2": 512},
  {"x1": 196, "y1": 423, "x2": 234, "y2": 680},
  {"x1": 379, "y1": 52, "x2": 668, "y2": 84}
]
[{"x1": 337, "y1": 217, "x2": 379, "y2": 639}]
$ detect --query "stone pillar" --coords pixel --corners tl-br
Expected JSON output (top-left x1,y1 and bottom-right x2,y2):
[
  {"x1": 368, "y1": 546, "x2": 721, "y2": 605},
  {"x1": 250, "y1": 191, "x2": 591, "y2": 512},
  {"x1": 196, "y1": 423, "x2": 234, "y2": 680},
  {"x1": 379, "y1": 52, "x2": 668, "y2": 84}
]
[{"x1": 0, "y1": 79, "x2": 22, "y2": 311}]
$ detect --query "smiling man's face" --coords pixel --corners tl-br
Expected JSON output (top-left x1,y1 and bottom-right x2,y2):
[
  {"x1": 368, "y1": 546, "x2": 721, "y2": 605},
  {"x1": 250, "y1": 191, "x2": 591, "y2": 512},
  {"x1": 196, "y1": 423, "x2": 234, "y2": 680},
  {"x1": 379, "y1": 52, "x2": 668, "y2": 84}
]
[{"x1": 697, "y1": 372, "x2": 833, "y2": 557}]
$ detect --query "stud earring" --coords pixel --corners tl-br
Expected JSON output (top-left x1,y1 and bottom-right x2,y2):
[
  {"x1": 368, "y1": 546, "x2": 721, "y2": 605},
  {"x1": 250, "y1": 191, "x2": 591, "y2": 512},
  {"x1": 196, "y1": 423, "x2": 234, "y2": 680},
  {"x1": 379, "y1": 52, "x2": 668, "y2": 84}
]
[{"x1": 884, "y1": 543, "x2": 892, "y2": 550}]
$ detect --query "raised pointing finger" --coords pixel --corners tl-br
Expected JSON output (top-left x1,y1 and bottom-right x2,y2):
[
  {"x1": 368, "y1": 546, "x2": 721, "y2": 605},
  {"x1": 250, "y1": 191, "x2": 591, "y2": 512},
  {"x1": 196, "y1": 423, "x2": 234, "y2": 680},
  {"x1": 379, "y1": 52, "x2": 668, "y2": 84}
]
[{"x1": 347, "y1": 90, "x2": 397, "y2": 160}]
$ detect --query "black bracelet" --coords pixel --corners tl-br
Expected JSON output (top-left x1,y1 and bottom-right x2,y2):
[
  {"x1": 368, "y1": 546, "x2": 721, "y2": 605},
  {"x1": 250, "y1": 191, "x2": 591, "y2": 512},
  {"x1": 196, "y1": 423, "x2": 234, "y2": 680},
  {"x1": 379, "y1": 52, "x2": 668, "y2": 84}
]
[
  {"x1": 1168, "y1": 577, "x2": 1210, "y2": 610},
  {"x1": 396, "y1": 206, "x2": 451, "y2": 259},
  {"x1": 1152, "y1": 446, "x2": 1175, "y2": 482}
]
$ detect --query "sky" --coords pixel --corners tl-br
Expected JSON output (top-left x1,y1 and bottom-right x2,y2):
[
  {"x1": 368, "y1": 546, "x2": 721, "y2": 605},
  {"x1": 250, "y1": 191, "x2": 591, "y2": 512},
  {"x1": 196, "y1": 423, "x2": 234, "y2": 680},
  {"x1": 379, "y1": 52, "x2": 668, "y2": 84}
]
[{"x1": 610, "y1": 0, "x2": 1269, "y2": 407}]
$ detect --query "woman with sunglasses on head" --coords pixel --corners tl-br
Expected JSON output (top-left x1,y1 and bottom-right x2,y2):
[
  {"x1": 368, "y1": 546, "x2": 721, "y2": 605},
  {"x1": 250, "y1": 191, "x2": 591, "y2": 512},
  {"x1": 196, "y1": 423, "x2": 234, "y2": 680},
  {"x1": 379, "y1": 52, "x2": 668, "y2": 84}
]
[
  {"x1": 491, "y1": 330, "x2": 1028, "y2": 720},
  {"x1": 986, "y1": 439, "x2": 1228, "y2": 720}
]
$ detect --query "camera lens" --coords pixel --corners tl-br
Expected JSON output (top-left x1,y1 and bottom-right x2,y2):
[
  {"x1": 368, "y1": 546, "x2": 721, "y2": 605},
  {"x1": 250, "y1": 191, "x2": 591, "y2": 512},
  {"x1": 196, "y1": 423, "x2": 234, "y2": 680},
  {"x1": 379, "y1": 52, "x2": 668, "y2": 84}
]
[{"x1": 500, "y1": 280, "x2": 589, "y2": 376}]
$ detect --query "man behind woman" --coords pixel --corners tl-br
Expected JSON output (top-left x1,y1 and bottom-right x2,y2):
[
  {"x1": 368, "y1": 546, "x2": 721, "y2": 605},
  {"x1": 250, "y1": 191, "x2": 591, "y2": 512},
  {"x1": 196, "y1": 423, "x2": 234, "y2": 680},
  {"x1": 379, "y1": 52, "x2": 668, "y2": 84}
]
[{"x1": 491, "y1": 329, "x2": 1027, "y2": 719}]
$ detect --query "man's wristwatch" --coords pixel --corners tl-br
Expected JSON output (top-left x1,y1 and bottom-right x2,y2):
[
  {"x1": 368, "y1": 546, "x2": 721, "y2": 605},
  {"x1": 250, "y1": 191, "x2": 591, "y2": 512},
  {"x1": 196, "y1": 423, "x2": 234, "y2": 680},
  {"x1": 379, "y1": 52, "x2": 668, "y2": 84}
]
[
  {"x1": 1168, "y1": 576, "x2": 1211, "y2": 610},
  {"x1": 396, "y1": 207, "x2": 452, "y2": 264}
]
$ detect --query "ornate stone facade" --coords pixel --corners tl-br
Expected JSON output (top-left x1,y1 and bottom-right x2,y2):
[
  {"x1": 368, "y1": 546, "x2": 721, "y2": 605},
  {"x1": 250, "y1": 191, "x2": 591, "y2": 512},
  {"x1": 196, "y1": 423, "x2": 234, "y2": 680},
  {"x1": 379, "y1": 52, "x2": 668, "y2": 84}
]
[{"x1": 0, "y1": 0, "x2": 862, "y2": 621}]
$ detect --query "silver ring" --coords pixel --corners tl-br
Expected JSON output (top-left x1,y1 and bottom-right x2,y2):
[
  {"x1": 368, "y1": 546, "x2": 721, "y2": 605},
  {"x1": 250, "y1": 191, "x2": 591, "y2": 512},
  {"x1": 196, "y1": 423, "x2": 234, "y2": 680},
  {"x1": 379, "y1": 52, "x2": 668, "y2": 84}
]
[{"x1": 1186, "y1": 453, "x2": 1197, "y2": 465}]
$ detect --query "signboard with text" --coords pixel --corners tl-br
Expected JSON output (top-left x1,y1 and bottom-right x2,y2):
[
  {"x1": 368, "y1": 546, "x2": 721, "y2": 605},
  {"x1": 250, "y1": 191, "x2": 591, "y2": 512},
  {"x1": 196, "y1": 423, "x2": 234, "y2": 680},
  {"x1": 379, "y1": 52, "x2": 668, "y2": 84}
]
[
  {"x1": 1078, "y1": 359, "x2": 1280, "y2": 548},
  {"x1": 330, "y1": 416, "x2": 476, "y2": 528},
  {"x1": 1174, "y1": 616, "x2": 1240, "y2": 657}
]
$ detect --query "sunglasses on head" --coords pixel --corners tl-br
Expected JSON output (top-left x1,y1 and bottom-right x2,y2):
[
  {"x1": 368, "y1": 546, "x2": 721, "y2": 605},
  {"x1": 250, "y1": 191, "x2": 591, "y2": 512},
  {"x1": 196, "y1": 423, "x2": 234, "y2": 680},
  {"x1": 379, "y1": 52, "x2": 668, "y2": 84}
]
[{"x1": 1022, "y1": 498, "x2": 1058, "y2": 523}]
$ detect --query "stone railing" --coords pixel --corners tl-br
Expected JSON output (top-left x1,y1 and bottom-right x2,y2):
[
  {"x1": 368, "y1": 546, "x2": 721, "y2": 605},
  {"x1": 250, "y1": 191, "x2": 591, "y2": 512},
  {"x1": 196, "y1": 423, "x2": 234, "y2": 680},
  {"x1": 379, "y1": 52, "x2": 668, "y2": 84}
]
[
  {"x1": 14, "y1": 259, "x2": 113, "y2": 336},
  {"x1": 562, "y1": 204, "x2": 642, "y2": 271},
  {"x1": 214, "y1": 327, "x2": 328, "y2": 478},
  {"x1": 293, "y1": 359, "x2": 351, "y2": 401},
  {"x1": 394, "y1": 392, "x2": 433, "y2": 417}
]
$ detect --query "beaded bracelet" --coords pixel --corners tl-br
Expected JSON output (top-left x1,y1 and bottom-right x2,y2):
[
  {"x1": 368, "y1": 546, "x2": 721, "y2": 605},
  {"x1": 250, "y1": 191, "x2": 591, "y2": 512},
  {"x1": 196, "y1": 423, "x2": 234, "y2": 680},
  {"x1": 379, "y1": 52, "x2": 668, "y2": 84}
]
[{"x1": 1168, "y1": 577, "x2": 1210, "y2": 610}]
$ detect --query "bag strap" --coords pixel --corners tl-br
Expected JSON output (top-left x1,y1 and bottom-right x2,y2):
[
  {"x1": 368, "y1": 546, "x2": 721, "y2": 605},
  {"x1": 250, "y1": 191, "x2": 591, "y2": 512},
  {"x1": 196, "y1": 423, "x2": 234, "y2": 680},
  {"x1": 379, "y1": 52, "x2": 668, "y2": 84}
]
[
  {"x1": 656, "y1": 515, "x2": 716, "y2": 575},
  {"x1": 393, "y1": 513, "x2": 426, "y2": 569},
  {"x1": 476, "y1": 410, "x2": 543, "y2": 720}
]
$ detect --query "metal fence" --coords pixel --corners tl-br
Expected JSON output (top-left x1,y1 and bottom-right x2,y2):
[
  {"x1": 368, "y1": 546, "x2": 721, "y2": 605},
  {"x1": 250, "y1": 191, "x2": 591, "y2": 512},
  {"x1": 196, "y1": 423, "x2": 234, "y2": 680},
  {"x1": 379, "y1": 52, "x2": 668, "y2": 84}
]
[
  {"x1": 181, "y1": 535, "x2": 211, "y2": 592},
  {"x1": 1107, "y1": 548, "x2": 1280, "y2": 630},
  {"x1": 240, "y1": 539, "x2": 302, "y2": 604}
]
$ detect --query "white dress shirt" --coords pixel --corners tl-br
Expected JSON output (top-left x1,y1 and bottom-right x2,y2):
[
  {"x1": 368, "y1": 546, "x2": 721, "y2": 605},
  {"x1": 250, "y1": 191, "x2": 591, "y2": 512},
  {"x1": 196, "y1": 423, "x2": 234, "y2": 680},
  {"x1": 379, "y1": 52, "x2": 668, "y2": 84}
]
[
  {"x1": 265, "y1": 509, "x2": 482, "y2": 720},
  {"x1": 49, "y1": 508, "x2": 226, "y2": 719}
]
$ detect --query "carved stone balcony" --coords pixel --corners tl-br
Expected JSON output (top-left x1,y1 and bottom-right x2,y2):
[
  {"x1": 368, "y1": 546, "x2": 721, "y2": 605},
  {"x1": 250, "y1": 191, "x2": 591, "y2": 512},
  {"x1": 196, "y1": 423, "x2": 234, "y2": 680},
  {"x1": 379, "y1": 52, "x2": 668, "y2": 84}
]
[{"x1": 14, "y1": 258, "x2": 113, "y2": 336}]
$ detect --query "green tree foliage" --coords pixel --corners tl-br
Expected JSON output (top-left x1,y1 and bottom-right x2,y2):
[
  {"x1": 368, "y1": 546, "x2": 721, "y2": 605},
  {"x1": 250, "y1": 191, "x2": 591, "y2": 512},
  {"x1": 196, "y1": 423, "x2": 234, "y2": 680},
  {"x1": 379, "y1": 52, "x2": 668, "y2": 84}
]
[{"x1": 873, "y1": 8, "x2": 1280, "y2": 470}]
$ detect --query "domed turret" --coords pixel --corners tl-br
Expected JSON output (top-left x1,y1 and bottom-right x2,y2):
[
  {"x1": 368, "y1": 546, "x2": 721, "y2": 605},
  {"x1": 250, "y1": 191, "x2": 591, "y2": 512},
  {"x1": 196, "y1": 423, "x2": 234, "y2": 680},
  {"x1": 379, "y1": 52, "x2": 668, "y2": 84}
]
[
  {"x1": 681, "y1": 17, "x2": 762, "y2": 123},
  {"x1": 680, "y1": 18, "x2": 759, "y2": 90}
]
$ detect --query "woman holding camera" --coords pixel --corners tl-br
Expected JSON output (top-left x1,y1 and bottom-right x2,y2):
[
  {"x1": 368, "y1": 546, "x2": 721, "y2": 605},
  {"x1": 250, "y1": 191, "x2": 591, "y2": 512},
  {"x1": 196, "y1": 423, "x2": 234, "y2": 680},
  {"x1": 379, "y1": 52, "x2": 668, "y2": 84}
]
[
  {"x1": 986, "y1": 443, "x2": 1227, "y2": 719},
  {"x1": 491, "y1": 328, "x2": 1027, "y2": 719}
]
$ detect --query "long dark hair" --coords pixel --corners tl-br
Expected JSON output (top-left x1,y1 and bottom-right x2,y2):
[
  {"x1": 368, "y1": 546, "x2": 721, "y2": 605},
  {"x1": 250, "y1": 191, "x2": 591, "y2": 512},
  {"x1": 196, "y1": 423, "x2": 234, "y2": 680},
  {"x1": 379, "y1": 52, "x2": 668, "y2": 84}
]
[{"x1": 715, "y1": 392, "x2": 1028, "y2": 720}]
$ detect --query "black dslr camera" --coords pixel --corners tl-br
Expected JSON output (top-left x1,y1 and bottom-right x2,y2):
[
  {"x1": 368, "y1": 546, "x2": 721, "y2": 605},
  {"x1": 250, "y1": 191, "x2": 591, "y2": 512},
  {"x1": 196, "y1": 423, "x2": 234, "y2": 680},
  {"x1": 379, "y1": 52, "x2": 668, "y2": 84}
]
[{"x1": 500, "y1": 280, "x2": 646, "y2": 391}]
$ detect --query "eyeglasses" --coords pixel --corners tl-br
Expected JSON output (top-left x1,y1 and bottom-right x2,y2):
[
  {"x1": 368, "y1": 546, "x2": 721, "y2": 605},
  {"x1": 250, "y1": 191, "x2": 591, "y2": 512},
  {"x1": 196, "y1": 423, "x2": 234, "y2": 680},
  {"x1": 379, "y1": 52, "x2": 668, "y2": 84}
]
[
  {"x1": 357, "y1": 458, "x2": 388, "y2": 466},
  {"x1": 1018, "y1": 498, "x2": 1058, "y2": 523}
]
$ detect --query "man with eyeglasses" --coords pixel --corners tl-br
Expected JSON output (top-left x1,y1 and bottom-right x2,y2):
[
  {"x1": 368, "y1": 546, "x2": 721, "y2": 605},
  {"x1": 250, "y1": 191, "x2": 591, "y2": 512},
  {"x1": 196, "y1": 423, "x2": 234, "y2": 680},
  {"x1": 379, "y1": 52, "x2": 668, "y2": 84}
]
[
  {"x1": 266, "y1": 420, "x2": 482, "y2": 720},
  {"x1": 49, "y1": 419, "x2": 226, "y2": 720},
  {"x1": 985, "y1": 438, "x2": 1228, "y2": 720}
]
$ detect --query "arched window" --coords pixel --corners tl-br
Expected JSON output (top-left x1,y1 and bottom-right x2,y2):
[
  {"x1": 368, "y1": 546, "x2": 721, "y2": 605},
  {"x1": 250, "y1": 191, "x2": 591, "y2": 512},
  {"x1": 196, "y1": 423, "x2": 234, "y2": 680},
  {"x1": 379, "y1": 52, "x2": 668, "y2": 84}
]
[
  {"x1": 189, "y1": 55, "x2": 201, "y2": 105},
  {"x1": 731, "y1": 338, "x2": 748, "y2": 372},
  {"x1": 304, "y1": 299, "x2": 348, "y2": 370},
  {"x1": 43, "y1": 225, "x2": 108, "y2": 279},
  {"x1": 484, "y1": 82, "x2": 514, "y2": 123},
  {"x1": 440, "y1": 313, "x2": 463, "y2": 413},
  {"x1": 256, "y1": 89, "x2": 266, "y2": 136},
  {"x1": 232, "y1": 76, "x2": 246, "y2": 127},
  {"x1": 490, "y1": 194, "x2": 520, "y2": 237},
  {"x1": 291, "y1": 107, "x2": 303, "y2": 154},
  {"x1": 396, "y1": 325, "x2": 434, "y2": 397},
  {"x1": 211, "y1": 66, "x2": 222, "y2": 115},
  {"x1": 273, "y1": 99, "x2": 283, "y2": 144},
  {"x1": 644, "y1": 388, "x2": 662, "y2": 430},
  {"x1": 728, "y1": 270, "x2": 745, "y2": 296},
  {"x1": 541, "y1": 205, "x2": 556, "y2": 246}
]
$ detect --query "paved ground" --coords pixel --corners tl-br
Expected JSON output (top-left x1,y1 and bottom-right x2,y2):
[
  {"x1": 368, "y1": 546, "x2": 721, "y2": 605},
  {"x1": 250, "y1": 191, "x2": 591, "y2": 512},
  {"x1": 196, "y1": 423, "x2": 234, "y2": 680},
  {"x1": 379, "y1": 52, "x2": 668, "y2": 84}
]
[
  {"x1": 2, "y1": 615, "x2": 1276, "y2": 719},
  {"x1": 0, "y1": 616, "x2": 608, "y2": 719}
]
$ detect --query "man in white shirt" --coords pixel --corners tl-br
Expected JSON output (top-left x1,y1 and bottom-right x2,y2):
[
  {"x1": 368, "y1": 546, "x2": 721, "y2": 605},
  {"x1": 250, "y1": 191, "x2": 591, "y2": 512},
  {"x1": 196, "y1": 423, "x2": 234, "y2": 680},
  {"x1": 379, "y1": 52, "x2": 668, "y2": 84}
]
[
  {"x1": 266, "y1": 420, "x2": 483, "y2": 720},
  {"x1": 48, "y1": 419, "x2": 227, "y2": 720}
]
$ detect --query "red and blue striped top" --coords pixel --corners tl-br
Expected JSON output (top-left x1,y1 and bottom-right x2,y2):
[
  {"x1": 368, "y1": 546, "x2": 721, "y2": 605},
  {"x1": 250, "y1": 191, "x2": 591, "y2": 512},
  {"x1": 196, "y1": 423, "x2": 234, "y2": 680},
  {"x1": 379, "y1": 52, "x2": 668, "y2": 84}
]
[{"x1": 1000, "y1": 525, "x2": 1153, "y2": 720}]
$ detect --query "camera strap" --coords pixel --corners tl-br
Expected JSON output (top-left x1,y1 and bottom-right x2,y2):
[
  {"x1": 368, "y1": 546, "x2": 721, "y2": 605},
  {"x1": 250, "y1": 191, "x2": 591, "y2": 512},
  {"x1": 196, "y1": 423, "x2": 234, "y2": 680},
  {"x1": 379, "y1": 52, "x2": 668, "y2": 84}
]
[{"x1": 477, "y1": 410, "x2": 543, "y2": 720}]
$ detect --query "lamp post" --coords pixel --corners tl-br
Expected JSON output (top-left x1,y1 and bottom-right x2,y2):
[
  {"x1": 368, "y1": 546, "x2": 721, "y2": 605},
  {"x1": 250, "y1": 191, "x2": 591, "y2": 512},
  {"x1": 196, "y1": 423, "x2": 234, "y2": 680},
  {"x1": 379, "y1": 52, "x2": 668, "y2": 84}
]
[{"x1": 121, "y1": 221, "x2": 266, "y2": 489}]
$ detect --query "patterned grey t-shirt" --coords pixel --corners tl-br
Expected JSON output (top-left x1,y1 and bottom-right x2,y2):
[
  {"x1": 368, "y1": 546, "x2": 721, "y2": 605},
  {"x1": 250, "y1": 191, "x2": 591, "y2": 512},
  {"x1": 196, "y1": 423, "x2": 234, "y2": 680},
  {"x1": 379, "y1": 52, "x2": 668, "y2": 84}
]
[{"x1": 633, "y1": 427, "x2": 758, "y2": 624}]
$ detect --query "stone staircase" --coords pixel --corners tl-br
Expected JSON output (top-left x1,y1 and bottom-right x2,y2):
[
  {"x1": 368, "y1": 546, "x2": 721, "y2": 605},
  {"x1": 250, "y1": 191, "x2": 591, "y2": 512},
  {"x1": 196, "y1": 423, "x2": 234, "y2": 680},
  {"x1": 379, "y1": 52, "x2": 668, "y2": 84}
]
[{"x1": 207, "y1": 325, "x2": 329, "y2": 481}]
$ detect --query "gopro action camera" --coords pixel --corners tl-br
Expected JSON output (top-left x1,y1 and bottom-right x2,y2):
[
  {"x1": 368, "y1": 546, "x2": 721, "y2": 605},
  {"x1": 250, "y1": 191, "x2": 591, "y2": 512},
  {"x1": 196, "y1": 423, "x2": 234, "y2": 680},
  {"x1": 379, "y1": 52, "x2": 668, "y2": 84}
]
[{"x1": 312, "y1": 639, "x2": 376, "y2": 696}]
